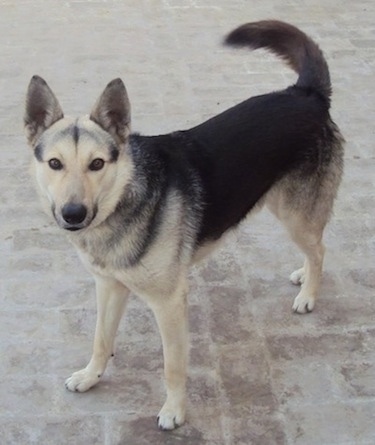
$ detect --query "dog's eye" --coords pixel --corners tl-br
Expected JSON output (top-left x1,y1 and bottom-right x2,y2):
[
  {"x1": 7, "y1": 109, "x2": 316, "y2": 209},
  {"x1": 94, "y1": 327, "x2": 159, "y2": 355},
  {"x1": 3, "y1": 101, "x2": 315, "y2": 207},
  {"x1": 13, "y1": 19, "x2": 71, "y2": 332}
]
[
  {"x1": 48, "y1": 158, "x2": 63, "y2": 170},
  {"x1": 89, "y1": 158, "x2": 105, "y2": 171}
]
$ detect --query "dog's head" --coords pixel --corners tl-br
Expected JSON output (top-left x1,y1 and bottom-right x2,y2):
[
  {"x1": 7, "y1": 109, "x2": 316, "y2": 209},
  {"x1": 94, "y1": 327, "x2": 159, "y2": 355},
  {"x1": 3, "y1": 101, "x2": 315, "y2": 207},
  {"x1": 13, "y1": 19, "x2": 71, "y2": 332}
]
[{"x1": 24, "y1": 75, "x2": 133, "y2": 231}]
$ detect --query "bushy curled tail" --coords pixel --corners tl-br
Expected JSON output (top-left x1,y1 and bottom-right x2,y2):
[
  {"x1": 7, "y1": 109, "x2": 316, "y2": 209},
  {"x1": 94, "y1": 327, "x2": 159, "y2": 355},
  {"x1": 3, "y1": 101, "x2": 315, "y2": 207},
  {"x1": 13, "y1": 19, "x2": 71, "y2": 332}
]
[{"x1": 225, "y1": 20, "x2": 331, "y2": 105}]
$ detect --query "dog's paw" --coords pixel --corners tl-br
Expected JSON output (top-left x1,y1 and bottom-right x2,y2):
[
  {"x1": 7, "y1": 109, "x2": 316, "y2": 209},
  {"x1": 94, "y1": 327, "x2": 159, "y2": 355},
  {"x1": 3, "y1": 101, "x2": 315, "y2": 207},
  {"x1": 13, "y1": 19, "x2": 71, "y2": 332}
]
[
  {"x1": 292, "y1": 292, "x2": 315, "y2": 314},
  {"x1": 157, "y1": 400, "x2": 185, "y2": 430},
  {"x1": 290, "y1": 267, "x2": 305, "y2": 285},
  {"x1": 65, "y1": 368, "x2": 101, "y2": 392}
]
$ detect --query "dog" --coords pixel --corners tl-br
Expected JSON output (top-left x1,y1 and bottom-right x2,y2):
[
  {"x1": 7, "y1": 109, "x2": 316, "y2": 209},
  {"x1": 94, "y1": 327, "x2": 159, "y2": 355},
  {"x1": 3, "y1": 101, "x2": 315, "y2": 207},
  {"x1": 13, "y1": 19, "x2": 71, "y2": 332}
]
[{"x1": 24, "y1": 20, "x2": 344, "y2": 430}]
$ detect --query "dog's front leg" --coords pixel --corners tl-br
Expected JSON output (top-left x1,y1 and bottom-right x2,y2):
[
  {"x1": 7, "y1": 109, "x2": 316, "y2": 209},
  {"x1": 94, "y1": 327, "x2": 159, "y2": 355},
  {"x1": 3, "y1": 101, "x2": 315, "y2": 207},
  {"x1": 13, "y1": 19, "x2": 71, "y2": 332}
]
[
  {"x1": 149, "y1": 280, "x2": 189, "y2": 430},
  {"x1": 65, "y1": 275, "x2": 130, "y2": 392}
]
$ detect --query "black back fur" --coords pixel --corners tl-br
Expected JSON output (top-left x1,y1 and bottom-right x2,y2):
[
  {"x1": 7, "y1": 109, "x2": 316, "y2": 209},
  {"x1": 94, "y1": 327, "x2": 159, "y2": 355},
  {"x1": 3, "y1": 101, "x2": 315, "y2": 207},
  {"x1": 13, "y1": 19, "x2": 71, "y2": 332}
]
[{"x1": 128, "y1": 21, "x2": 337, "y2": 246}]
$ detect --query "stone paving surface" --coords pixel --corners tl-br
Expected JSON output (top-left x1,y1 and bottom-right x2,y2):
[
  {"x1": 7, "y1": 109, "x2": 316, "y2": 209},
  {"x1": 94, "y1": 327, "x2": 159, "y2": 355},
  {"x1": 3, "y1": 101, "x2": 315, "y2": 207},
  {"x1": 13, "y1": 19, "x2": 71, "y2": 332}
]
[{"x1": 1, "y1": 1, "x2": 374, "y2": 444}]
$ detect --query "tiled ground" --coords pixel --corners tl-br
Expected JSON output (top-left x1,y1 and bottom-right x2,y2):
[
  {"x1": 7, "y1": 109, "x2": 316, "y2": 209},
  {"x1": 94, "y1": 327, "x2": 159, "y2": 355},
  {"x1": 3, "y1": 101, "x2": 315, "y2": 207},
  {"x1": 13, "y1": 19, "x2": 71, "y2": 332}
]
[{"x1": 1, "y1": 1, "x2": 374, "y2": 444}]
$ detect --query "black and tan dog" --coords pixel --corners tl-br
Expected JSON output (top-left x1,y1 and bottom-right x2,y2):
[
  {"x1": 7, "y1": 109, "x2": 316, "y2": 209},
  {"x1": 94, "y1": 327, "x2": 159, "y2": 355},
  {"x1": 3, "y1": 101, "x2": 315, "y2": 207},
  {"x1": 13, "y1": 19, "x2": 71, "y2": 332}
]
[{"x1": 24, "y1": 20, "x2": 344, "y2": 429}]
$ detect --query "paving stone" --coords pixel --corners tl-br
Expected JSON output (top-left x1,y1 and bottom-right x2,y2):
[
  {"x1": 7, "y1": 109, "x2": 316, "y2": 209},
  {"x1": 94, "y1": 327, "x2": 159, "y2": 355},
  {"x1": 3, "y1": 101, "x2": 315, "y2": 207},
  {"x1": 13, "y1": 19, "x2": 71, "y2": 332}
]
[
  {"x1": 0, "y1": 416, "x2": 105, "y2": 445},
  {"x1": 284, "y1": 402, "x2": 375, "y2": 445}
]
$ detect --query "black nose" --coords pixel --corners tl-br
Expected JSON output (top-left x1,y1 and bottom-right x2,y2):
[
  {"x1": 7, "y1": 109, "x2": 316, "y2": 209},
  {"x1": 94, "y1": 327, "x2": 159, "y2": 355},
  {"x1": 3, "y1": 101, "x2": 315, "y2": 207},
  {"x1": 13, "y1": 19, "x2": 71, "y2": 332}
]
[{"x1": 61, "y1": 203, "x2": 87, "y2": 225}]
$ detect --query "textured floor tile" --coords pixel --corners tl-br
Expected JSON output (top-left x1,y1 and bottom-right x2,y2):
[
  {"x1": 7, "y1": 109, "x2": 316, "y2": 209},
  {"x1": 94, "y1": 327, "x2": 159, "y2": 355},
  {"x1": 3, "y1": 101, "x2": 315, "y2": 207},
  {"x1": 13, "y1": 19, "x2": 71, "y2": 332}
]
[
  {"x1": 218, "y1": 342, "x2": 277, "y2": 417},
  {"x1": 284, "y1": 402, "x2": 375, "y2": 445},
  {"x1": 270, "y1": 362, "x2": 340, "y2": 407},
  {"x1": 107, "y1": 414, "x2": 223, "y2": 445},
  {"x1": 0, "y1": 416, "x2": 105, "y2": 445},
  {"x1": 339, "y1": 362, "x2": 375, "y2": 397},
  {"x1": 0, "y1": 375, "x2": 60, "y2": 416},
  {"x1": 266, "y1": 330, "x2": 366, "y2": 363},
  {"x1": 207, "y1": 285, "x2": 256, "y2": 345},
  {"x1": 226, "y1": 412, "x2": 288, "y2": 445}
]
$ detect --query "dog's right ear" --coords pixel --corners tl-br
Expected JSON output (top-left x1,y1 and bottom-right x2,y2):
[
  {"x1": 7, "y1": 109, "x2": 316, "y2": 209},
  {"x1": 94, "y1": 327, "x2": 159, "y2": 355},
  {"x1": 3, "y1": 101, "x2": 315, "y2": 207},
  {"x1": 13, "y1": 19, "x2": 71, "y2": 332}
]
[{"x1": 24, "y1": 75, "x2": 64, "y2": 147}]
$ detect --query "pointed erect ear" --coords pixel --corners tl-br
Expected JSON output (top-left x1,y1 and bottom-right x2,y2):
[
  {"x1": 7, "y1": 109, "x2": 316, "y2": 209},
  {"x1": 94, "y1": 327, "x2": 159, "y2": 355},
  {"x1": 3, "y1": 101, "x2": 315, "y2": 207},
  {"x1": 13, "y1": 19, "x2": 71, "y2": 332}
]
[
  {"x1": 24, "y1": 75, "x2": 64, "y2": 146},
  {"x1": 90, "y1": 78, "x2": 131, "y2": 145}
]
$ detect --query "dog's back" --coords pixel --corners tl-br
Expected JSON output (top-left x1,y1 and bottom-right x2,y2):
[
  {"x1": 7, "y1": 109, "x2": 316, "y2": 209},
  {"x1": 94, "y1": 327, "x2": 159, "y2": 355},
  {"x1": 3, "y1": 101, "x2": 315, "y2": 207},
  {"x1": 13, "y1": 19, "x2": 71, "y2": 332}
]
[{"x1": 163, "y1": 21, "x2": 343, "y2": 245}]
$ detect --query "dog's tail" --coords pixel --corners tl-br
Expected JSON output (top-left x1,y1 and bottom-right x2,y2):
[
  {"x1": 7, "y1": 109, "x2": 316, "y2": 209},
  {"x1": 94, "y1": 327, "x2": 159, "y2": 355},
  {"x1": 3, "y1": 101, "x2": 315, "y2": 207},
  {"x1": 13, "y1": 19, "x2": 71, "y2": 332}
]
[{"x1": 224, "y1": 20, "x2": 331, "y2": 105}]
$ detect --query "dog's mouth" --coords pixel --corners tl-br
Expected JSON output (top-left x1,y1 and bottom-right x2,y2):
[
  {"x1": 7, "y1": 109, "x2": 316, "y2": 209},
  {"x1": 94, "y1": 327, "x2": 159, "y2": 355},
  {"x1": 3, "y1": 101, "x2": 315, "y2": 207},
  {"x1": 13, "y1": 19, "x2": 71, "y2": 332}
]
[{"x1": 64, "y1": 224, "x2": 86, "y2": 232}]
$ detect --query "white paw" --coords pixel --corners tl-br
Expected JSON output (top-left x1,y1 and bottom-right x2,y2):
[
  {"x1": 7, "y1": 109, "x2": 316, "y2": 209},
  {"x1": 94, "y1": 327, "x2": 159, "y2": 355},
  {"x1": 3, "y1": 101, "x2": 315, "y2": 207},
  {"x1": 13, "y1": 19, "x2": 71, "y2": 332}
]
[
  {"x1": 292, "y1": 292, "x2": 315, "y2": 314},
  {"x1": 157, "y1": 400, "x2": 185, "y2": 430},
  {"x1": 290, "y1": 267, "x2": 305, "y2": 285},
  {"x1": 65, "y1": 368, "x2": 102, "y2": 392}
]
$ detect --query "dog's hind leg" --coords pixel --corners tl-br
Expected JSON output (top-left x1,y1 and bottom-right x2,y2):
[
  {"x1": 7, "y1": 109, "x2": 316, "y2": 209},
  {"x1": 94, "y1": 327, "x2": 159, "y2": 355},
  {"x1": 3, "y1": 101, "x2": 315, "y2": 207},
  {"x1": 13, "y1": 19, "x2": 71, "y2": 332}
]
[
  {"x1": 65, "y1": 276, "x2": 130, "y2": 392},
  {"x1": 266, "y1": 190, "x2": 329, "y2": 314},
  {"x1": 148, "y1": 278, "x2": 189, "y2": 430},
  {"x1": 284, "y1": 217, "x2": 326, "y2": 313}
]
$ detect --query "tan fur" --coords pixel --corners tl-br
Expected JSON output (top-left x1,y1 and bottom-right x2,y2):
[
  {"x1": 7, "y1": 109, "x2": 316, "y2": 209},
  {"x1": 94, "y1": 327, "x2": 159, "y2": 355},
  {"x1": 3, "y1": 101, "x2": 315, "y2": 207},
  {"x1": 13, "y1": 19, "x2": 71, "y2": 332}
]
[{"x1": 33, "y1": 116, "x2": 134, "y2": 231}]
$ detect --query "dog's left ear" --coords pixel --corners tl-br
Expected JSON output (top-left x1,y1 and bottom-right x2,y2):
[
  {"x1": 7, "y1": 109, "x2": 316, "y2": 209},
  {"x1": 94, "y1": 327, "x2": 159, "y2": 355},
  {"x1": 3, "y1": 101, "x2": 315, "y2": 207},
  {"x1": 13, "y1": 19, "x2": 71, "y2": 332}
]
[
  {"x1": 24, "y1": 75, "x2": 64, "y2": 147},
  {"x1": 90, "y1": 78, "x2": 131, "y2": 145}
]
